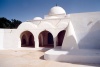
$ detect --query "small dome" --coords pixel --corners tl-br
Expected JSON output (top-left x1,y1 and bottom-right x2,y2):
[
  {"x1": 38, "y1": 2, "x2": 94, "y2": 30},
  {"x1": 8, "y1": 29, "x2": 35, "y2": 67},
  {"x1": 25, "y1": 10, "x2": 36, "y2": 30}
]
[
  {"x1": 47, "y1": 16, "x2": 58, "y2": 19},
  {"x1": 49, "y1": 6, "x2": 66, "y2": 15},
  {"x1": 33, "y1": 17, "x2": 42, "y2": 20}
]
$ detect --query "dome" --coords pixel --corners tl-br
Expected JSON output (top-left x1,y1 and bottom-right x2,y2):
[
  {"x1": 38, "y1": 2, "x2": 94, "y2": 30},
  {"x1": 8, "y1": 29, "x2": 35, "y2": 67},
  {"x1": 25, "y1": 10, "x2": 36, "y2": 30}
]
[
  {"x1": 33, "y1": 17, "x2": 42, "y2": 20},
  {"x1": 46, "y1": 16, "x2": 58, "y2": 19},
  {"x1": 49, "y1": 6, "x2": 66, "y2": 15}
]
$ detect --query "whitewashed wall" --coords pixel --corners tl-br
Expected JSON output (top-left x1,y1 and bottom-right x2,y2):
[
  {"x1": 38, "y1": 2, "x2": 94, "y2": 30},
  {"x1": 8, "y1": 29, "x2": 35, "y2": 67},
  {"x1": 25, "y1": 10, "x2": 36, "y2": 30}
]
[
  {"x1": 0, "y1": 29, "x2": 4, "y2": 49},
  {"x1": 3, "y1": 29, "x2": 19, "y2": 49},
  {"x1": 1, "y1": 11, "x2": 100, "y2": 49},
  {"x1": 70, "y1": 12, "x2": 100, "y2": 49}
]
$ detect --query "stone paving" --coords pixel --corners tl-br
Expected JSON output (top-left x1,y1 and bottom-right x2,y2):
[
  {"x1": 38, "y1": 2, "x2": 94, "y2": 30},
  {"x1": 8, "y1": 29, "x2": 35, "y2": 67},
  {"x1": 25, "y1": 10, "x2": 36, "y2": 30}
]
[{"x1": 0, "y1": 48, "x2": 100, "y2": 67}]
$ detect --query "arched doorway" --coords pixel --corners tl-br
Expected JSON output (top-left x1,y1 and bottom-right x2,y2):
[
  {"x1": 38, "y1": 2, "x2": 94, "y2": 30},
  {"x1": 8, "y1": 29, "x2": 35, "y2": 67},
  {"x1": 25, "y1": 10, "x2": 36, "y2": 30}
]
[
  {"x1": 20, "y1": 31, "x2": 35, "y2": 47},
  {"x1": 21, "y1": 35, "x2": 26, "y2": 45},
  {"x1": 57, "y1": 30, "x2": 66, "y2": 46},
  {"x1": 39, "y1": 30, "x2": 54, "y2": 48}
]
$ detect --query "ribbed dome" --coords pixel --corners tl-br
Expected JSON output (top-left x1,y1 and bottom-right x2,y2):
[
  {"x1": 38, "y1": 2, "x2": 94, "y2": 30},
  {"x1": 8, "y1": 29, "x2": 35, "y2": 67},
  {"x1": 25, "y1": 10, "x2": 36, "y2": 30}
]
[
  {"x1": 33, "y1": 17, "x2": 42, "y2": 20},
  {"x1": 49, "y1": 6, "x2": 66, "y2": 15}
]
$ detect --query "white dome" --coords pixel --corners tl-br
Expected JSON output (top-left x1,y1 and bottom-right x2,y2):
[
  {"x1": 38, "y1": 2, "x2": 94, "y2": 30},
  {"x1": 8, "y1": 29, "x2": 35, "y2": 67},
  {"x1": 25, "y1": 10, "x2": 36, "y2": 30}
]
[
  {"x1": 33, "y1": 17, "x2": 42, "y2": 20},
  {"x1": 49, "y1": 6, "x2": 66, "y2": 15},
  {"x1": 47, "y1": 16, "x2": 58, "y2": 19}
]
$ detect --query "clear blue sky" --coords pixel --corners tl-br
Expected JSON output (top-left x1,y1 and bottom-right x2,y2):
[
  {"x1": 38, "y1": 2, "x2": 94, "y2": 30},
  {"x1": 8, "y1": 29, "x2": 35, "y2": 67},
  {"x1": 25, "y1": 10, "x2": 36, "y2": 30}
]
[{"x1": 0, "y1": 0, "x2": 100, "y2": 22}]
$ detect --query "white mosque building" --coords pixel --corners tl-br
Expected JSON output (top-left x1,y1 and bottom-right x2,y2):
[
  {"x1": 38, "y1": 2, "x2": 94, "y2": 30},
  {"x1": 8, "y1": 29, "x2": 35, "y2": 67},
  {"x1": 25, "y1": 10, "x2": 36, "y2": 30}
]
[{"x1": 1, "y1": 5, "x2": 100, "y2": 63}]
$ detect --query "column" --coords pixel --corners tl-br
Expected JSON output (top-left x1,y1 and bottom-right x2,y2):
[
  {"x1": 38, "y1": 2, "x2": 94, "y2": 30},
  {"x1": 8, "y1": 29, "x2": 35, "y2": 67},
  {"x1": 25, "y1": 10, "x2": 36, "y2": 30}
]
[
  {"x1": 54, "y1": 37, "x2": 57, "y2": 48},
  {"x1": 34, "y1": 35, "x2": 39, "y2": 48}
]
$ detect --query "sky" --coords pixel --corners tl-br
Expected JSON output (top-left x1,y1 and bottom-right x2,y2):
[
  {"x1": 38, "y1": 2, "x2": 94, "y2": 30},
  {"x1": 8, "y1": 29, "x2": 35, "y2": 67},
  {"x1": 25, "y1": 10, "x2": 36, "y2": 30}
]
[{"x1": 0, "y1": 0, "x2": 100, "y2": 22}]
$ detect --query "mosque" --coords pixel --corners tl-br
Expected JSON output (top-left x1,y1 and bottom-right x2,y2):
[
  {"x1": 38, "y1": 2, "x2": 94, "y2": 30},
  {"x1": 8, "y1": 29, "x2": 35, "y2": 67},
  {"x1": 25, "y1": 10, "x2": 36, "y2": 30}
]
[{"x1": 1, "y1": 5, "x2": 100, "y2": 63}]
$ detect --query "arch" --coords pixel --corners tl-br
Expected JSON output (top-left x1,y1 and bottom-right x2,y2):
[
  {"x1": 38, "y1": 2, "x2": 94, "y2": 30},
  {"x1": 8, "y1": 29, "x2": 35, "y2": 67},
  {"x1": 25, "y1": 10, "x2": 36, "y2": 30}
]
[
  {"x1": 20, "y1": 31, "x2": 35, "y2": 47},
  {"x1": 18, "y1": 22, "x2": 37, "y2": 29},
  {"x1": 21, "y1": 35, "x2": 26, "y2": 45},
  {"x1": 57, "y1": 30, "x2": 66, "y2": 46},
  {"x1": 38, "y1": 30, "x2": 54, "y2": 48}
]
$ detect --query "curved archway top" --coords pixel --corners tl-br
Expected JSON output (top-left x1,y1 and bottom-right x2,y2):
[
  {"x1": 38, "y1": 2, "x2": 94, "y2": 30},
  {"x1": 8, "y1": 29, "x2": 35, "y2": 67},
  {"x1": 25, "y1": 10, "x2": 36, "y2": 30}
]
[
  {"x1": 18, "y1": 29, "x2": 35, "y2": 38},
  {"x1": 21, "y1": 30, "x2": 32, "y2": 34},
  {"x1": 20, "y1": 30, "x2": 35, "y2": 47},
  {"x1": 57, "y1": 30, "x2": 66, "y2": 35},
  {"x1": 39, "y1": 29, "x2": 50, "y2": 33},
  {"x1": 38, "y1": 29, "x2": 55, "y2": 38},
  {"x1": 20, "y1": 30, "x2": 34, "y2": 37},
  {"x1": 38, "y1": 21, "x2": 55, "y2": 29},
  {"x1": 18, "y1": 22, "x2": 37, "y2": 29}
]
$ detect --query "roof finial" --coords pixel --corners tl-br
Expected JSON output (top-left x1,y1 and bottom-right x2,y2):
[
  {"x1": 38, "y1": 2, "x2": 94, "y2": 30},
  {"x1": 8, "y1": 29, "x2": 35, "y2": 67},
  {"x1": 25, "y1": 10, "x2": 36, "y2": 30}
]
[{"x1": 56, "y1": 4, "x2": 58, "y2": 6}]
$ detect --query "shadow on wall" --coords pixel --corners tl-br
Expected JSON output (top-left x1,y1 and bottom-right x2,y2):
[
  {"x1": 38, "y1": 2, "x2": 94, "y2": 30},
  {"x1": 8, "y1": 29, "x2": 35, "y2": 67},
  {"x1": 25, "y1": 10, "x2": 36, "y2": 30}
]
[
  {"x1": 62, "y1": 35, "x2": 78, "y2": 50},
  {"x1": 79, "y1": 20, "x2": 100, "y2": 49}
]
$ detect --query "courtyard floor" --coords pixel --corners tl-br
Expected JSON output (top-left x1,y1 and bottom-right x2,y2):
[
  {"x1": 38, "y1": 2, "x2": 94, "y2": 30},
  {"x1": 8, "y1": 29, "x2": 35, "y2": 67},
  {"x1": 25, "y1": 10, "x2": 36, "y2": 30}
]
[{"x1": 0, "y1": 48, "x2": 100, "y2": 67}]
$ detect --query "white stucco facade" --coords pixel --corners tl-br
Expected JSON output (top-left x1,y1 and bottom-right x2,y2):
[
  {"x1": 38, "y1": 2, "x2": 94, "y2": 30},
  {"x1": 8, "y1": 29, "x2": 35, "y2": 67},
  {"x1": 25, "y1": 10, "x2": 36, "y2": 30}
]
[{"x1": 1, "y1": 6, "x2": 100, "y2": 63}]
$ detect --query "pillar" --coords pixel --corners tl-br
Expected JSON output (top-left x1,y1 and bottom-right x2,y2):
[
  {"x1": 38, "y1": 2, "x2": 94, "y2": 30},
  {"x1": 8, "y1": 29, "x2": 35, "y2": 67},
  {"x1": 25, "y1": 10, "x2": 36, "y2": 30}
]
[
  {"x1": 34, "y1": 35, "x2": 39, "y2": 48},
  {"x1": 54, "y1": 37, "x2": 57, "y2": 48}
]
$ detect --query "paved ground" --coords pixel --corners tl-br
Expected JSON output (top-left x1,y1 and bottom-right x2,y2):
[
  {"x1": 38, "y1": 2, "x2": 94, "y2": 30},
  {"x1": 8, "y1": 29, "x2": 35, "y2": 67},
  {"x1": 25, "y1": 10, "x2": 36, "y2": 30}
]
[{"x1": 0, "y1": 48, "x2": 100, "y2": 67}]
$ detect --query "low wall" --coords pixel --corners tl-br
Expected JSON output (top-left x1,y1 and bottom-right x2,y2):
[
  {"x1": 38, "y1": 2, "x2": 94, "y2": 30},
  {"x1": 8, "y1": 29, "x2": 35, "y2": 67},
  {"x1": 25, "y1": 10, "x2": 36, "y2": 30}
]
[
  {"x1": 3, "y1": 29, "x2": 19, "y2": 49},
  {"x1": 44, "y1": 49, "x2": 100, "y2": 63},
  {"x1": 0, "y1": 29, "x2": 4, "y2": 49}
]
